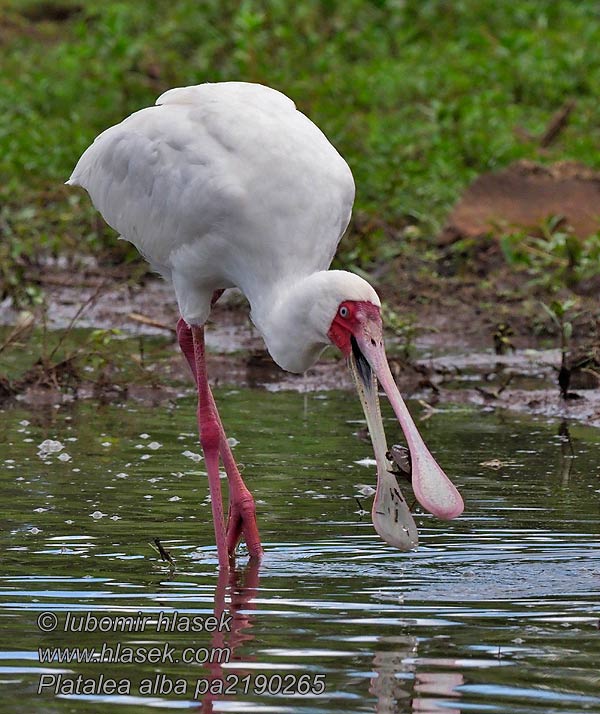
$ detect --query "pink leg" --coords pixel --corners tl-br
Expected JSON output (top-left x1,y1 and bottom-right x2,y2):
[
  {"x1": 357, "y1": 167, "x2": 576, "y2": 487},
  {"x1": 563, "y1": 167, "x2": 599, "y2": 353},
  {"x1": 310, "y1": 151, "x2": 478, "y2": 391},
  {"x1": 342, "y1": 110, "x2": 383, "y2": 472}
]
[
  {"x1": 178, "y1": 317, "x2": 262, "y2": 563},
  {"x1": 189, "y1": 323, "x2": 229, "y2": 568}
]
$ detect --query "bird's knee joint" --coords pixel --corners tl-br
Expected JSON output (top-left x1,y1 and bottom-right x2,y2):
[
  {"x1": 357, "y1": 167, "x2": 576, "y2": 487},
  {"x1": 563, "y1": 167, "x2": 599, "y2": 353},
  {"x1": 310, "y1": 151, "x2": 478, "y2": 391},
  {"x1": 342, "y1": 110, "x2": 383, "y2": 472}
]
[
  {"x1": 200, "y1": 419, "x2": 221, "y2": 453},
  {"x1": 237, "y1": 494, "x2": 257, "y2": 517}
]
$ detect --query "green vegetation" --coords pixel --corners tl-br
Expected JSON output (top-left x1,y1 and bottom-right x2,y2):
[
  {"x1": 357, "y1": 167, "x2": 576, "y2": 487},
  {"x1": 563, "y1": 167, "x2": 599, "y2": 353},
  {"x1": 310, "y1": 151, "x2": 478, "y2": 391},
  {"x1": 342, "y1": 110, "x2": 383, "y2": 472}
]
[
  {"x1": 539, "y1": 298, "x2": 579, "y2": 398},
  {"x1": 501, "y1": 217, "x2": 600, "y2": 292},
  {"x1": 2, "y1": 0, "x2": 600, "y2": 273}
]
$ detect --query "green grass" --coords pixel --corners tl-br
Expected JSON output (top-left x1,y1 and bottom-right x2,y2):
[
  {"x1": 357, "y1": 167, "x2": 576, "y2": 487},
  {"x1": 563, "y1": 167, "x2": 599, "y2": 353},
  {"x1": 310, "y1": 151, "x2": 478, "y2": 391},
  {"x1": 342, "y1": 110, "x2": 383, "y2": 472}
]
[{"x1": 2, "y1": 0, "x2": 600, "y2": 283}]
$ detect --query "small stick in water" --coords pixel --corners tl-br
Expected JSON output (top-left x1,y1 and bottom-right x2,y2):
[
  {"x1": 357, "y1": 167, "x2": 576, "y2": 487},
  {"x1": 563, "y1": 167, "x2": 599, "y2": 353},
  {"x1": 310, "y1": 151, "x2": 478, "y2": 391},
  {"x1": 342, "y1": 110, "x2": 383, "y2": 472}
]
[
  {"x1": 151, "y1": 538, "x2": 175, "y2": 567},
  {"x1": 355, "y1": 497, "x2": 368, "y2": 516}
]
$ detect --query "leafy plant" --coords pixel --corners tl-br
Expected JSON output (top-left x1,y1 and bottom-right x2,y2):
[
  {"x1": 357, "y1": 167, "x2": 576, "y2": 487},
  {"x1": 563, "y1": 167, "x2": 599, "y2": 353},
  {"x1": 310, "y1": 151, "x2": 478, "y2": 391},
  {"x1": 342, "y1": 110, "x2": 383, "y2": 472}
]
[
  {"x1": 539, "y1": 298, "x2": 579, "y2": 399},
  {"x1": 500, "y1": 217, "x2": 600, "y2": 291}
]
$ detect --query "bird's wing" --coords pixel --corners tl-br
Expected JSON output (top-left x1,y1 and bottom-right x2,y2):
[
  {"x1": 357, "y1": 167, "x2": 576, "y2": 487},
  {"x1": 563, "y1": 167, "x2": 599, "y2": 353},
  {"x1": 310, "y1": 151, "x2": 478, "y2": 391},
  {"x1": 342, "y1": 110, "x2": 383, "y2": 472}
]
[
  {"x1": 67, "y1": 99, "x2": 235, "y2": 278},
  {"x1": 68, "y1": 82, "x2": 355, "y2": 299}
]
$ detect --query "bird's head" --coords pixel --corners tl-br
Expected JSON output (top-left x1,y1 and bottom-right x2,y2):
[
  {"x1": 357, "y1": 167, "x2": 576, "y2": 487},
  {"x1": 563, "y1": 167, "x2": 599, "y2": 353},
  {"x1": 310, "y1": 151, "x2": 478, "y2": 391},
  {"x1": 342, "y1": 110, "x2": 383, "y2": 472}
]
[
  {"x1": 325, "y1": 285, "x2": 464, "y2": 550},
  {"x1": 327, "y1": 298, "x2": 383, "y2": 365},
  {"x1": 252, "y1": 269, "x2": 463, "y2": 550}
]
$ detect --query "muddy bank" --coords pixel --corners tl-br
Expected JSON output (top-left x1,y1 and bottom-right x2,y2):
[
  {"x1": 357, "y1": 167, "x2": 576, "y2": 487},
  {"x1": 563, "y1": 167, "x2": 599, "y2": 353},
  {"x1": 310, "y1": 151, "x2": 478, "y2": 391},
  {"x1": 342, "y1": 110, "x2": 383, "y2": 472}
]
[{"x1": 1, "y1": 267, "x2": 598, "y2": 426}]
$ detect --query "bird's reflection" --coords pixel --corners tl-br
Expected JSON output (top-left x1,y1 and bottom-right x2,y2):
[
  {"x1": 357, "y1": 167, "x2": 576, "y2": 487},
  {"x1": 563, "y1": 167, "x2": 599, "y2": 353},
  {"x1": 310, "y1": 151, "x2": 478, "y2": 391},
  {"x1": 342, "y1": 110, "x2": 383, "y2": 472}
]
[
  {"x1": 195, "y1": 558, "x2": 260, "y2": 712},
  {"x1": 370, "y1": 638, "x2": 464, "y2": 713},
  {"x1": 191, "y1": 559, "x2": 466, "y2": 713},
  {"x1": 413, "y1": 671, "x2": 464, "y2": 712}
]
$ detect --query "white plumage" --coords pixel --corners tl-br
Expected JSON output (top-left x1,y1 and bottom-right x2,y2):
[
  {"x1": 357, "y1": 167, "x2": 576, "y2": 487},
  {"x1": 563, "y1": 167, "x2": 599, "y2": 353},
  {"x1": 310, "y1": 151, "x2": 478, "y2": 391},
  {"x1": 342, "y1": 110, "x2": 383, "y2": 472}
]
[
  {"x1": 68, "y1": 82, "x2": 375, "y2": 372},
  {"x1": 69, "y1": 81, "x2": 463, "y2": 560}
]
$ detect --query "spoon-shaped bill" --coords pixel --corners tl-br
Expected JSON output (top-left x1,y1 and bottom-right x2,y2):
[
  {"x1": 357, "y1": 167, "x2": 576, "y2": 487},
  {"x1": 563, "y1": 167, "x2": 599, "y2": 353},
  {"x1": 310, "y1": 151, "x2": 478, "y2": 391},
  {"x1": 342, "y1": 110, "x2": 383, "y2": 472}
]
[
  {"x1": 348, "y1": 349, "x2": 418, "y2": 550},
  {"x1": 352, "y1": 329, "x2": 464, "y2": 521}
]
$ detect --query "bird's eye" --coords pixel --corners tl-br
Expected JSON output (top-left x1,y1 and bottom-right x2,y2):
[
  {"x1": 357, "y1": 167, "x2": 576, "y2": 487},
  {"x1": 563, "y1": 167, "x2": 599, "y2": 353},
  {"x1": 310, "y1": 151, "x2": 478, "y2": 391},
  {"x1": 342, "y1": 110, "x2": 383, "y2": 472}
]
[{"x1": 339, "y1": 306, "x2": 349, "y2": 318}]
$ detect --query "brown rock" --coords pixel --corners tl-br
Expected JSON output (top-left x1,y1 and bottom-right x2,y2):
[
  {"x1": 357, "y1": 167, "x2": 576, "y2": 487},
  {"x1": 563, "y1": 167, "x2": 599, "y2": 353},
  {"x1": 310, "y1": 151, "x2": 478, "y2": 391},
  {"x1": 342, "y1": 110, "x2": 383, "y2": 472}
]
[{"x1": 439, "y1": 160, "x2": 600, "y2": 244}]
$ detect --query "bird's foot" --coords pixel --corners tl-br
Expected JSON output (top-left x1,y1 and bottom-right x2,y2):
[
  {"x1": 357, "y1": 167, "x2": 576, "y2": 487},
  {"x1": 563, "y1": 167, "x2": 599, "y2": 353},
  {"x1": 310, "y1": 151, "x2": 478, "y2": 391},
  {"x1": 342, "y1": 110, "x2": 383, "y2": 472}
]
[{"x1": 226, "y1": 493, "x2": 263, "y2": 560}]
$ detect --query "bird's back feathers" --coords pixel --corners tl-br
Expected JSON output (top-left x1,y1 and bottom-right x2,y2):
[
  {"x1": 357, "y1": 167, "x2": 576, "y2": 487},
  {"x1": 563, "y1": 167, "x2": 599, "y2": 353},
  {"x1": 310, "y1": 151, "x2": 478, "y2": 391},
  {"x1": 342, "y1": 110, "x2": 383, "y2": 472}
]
[{"x1": 68, "y1": 82, "x2": 355, "y2": 324}]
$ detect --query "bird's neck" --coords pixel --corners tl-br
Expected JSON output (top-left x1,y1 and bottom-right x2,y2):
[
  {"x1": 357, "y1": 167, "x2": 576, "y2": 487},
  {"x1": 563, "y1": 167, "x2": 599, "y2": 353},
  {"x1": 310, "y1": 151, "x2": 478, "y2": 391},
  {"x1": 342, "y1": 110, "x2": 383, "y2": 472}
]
[{"x1": 250, "y1": 271, "x2": 337, "y2": 374}]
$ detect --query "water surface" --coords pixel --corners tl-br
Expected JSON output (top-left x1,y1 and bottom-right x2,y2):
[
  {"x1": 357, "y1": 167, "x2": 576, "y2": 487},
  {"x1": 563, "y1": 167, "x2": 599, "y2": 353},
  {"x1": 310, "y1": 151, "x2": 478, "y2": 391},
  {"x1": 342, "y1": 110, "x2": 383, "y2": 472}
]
[{"x1": 1, "y1": 389, "x2": 599, "y2": 713}]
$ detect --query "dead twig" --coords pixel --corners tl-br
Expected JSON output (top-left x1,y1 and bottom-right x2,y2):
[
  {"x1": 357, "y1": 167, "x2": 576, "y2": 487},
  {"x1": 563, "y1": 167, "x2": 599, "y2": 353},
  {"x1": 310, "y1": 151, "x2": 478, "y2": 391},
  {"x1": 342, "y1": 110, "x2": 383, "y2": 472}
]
[
  {"x1": 128, "y1": 312, "x2": 177, "y2": 333},
  {"x1": 23, "y1": 272, "x2": 106, "y2": 289},
  {"x1": 0, "y1": 312, "x2": 34, "y2": 354},
  {"x1": 151, "y1": 538, "x2": 175, "y2": 567},
  {"x1": 47, "y1": 279, "x2": 111, "y2": 362},
  {"x1": 540, "y1": 99, "x2": 576, "y2": 148},
  {"x1": 514, "y1": 99, "x2": 576, "y2": 147}
]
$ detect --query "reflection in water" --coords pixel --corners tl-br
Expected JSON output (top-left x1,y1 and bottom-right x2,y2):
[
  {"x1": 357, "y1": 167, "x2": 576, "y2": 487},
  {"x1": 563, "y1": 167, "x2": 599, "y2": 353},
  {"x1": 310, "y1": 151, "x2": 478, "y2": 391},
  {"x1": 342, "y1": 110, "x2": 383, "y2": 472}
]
[
  {"x1": 557, "y1": 420, "x2": 575, "y2": 484},
  {"x1": 370, "y1": 642, "x2": 417, "y2": 711},
  {"x1": 370, "y1": 642, "x2": 464, "y2": 714},
  {"x1": 0, "y1": 390, "x2": 599, "y2": 714},
  {"x1": 197, "y1": 560, "x2": 260, "y2": 712},
  {"x1": 413, "y1": 672, "x2": 464, "y2": 713}
]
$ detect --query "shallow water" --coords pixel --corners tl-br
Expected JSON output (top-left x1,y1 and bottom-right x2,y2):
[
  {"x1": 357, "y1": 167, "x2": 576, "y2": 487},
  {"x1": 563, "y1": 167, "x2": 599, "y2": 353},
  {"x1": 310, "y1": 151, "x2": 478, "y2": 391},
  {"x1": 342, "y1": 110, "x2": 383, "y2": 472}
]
[{"x1": 0, "y1": 389, "x2": 599, "y2": 713}]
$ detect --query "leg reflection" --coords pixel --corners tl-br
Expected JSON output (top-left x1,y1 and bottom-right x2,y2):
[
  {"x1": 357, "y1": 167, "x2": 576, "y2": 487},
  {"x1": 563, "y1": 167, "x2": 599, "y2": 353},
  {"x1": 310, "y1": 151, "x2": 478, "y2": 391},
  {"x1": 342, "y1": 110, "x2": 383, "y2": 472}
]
[{"x1": 195, "y1": 558, "x2": 261, "y2": 711}]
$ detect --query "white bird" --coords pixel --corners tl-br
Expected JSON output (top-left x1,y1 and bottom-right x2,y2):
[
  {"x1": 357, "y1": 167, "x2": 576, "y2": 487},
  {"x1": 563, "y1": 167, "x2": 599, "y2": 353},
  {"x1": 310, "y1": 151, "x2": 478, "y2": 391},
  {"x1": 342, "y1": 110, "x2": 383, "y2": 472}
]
[{"x1": 68, "y1": 82, "x2": 463, "y2": 569}]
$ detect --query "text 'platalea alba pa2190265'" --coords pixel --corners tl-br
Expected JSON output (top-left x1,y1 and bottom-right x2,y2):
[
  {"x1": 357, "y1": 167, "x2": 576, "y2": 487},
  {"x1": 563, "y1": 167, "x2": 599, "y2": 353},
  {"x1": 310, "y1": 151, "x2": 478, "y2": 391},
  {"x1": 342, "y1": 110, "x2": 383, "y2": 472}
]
[{"x1": 68, "y1": 82, "x2": 464, "y2": 569}]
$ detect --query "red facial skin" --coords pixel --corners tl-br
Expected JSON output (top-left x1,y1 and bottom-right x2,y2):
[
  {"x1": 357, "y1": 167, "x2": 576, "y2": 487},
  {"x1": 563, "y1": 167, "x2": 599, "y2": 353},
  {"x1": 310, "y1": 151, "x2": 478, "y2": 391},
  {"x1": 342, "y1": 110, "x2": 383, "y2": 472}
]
[{"x1": 327, "y1": 300, "x2": 381, "y2": 355}]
